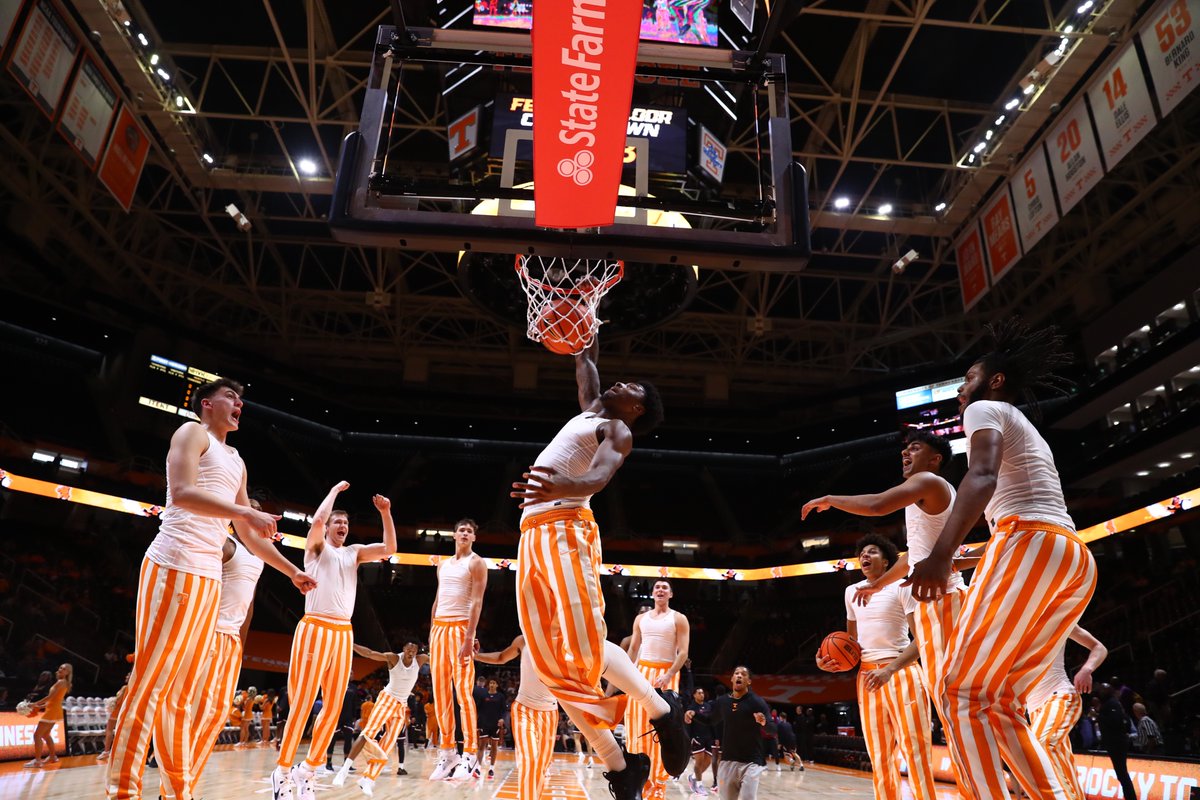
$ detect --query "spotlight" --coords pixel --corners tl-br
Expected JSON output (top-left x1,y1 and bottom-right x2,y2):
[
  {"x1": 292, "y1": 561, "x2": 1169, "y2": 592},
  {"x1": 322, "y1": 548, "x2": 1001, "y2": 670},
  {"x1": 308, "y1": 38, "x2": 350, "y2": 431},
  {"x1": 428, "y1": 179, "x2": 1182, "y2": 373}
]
[
  {"x1": 995, "y1": 114, "x2": 1006, "y2": 125},
  {"x1": 297, "y1": 158, "x2": 318, "y2": 175},
  {"x1": 973, "y1": 142, "x2": 987, "y2": 153},
  {"x1": 149, "y1": 53, "x2": 159, "y2": 65},
  {"x1": 1023, "y1": 83, "x2": 1035, "y2": 95},
  {"x1": 174, "y1": 95, "x2": 184, "y2": 108},
  {"x1": 1077, "y1": 1, "x2": 1093, "y2": 13},
  {"x1": 833, "y1": 196, "x2": 851, "y2": 210},
  {"x1": 136, "y1": 32, "x2": 148, "y2": 46},
  {"x1": 1005, "y1": 98, "x2": 1021, "y2": 110},
  {"x1": 202, "y1": 153, "x2": 214, "y2": 164},
  {"x1": 985, "y1": 129, "x2": 994, "y2": 140},
  {"x1": 1135, "y1": 470, "x2": 1150, "y2": 476},
  {"x1": 934, "y1": 202, "x2": 947, "y2": 212},
  {"x1": 156, "y1": 68, "x2": 170, "y2": 81},
  {"x1": 877, "y1": 203, "x2": 893, "y2": 216},
  {"x1": 1156, "y1": 462, "x2": 1171, "y2": 468}
]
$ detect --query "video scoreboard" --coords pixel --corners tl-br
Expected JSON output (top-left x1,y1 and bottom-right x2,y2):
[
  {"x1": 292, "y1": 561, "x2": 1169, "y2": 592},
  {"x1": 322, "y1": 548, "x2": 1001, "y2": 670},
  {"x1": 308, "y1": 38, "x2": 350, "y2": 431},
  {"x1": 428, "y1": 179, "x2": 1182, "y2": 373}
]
[
  {"x1": 895, "y1": 378, "x2": 967, "y2": 455},
  {"x1": 138, "y1": 355, "x2": 222, "y2": 420}
]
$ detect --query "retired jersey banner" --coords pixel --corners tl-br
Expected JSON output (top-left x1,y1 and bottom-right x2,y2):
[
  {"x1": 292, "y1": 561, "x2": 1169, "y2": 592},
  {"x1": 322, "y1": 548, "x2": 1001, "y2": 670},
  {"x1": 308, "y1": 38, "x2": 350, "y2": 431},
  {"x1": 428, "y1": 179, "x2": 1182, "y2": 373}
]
[
  {"x1": 532, "y1": 0, "x2": 642, "y2": 228},
  {"x1": 955, "y1": 224, "x2": 989, "y2": 311},
  {"x1": 983, "y1": 190, "x2": 1021, "y2": 282},
  {"x1": 1087, "y1": 41, "x2": 1157, "y2": 170},
  {"x1": 1049, "y1": 100, "x2": 1105, "y2": 215},
  {"x1": 1139, "y1": 0, "x2": 1200, "y2": 117},
  {"x1": 1010, "y1": 145, "x2": 1058, "y2": 253}
]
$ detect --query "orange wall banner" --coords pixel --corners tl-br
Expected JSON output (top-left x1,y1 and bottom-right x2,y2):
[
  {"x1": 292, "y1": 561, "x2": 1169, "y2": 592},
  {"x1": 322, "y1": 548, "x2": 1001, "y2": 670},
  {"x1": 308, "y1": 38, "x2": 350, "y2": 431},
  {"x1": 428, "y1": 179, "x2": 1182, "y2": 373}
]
[
  {"x1": 242, "y1": 631, "x2": 377, "y2": 680},
  {"x1": 3, "y1": 466, "x2": 1196, "y2": 581},
  {"x1": 97, "y1": 104, "x2": 150, "y2": 212},
  {"x1": 0, "y1": 712, "x2": 66, "y2": 761},
  {"x1": 738, "y1": 673, "x2": 858, "y2": 705}
]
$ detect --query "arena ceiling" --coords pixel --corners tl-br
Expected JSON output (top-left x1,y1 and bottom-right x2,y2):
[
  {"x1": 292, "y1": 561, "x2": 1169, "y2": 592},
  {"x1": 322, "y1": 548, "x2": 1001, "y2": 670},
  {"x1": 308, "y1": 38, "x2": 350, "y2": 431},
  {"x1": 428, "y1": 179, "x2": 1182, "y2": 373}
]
[{"x1": 2, "y1": 0, "x2": 1198, "y2": 428}]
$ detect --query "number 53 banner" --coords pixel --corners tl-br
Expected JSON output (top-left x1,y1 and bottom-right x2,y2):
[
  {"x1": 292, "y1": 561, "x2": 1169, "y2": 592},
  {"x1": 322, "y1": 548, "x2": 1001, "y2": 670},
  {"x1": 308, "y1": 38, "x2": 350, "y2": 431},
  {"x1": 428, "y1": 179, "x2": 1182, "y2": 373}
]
[{"x1": 1140, "y1": 0, "x2": 1200, "y2": 116}]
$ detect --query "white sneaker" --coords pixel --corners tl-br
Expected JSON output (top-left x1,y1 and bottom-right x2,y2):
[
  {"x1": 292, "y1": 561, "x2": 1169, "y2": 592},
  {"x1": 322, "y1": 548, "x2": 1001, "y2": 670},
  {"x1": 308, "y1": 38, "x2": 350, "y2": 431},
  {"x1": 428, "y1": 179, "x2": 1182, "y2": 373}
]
[
  {"x1": 449, "y1": 754, "x2": 477, "y2": 781},
  {"x1": 314, "y1": 764, "x2": 333, "y2": 777},
  {"x1": 429, "y1": 751, "x2": 456, "y2": 781},
  {"x1": 291, "y1": 765, "x2": 316, "y2": 800},
  {"x1": 357, "y1": 777, "x2": 375, "y2": 797},
  {"x1": 333, "y1": 761, "x2": 354, "y2": 787},
  {"x1": 271, "y1": 766, "x2": 293, "y2": 800}
]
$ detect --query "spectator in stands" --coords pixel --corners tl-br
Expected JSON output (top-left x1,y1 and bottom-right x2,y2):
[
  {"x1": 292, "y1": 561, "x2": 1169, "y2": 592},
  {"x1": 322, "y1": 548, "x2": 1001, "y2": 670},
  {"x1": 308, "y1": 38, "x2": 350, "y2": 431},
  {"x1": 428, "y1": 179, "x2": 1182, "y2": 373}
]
[
  {"x1": 1097, "y1": 683, "x2": 1139, "y2": 800},
  {"x1": 1145, "y1": 669, "x2": 1170, "y2": 730},
  {"x1": 26, "y1": 662, "x2": 72, "y2": 767},
  {"x1": 1133, "y1": 703, "x2": 1163, "y2": 755}
]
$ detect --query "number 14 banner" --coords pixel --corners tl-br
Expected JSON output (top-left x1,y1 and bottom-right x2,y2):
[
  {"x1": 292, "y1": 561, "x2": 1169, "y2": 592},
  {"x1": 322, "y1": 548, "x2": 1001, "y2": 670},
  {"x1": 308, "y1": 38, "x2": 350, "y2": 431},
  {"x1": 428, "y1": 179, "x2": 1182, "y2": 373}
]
[
  {"x1": 1086, "y1": 41, "x2": 1157, "y2": 169},
  {"x1": 1140, "y1": 0, "x2": 1200, "y2": 116}
]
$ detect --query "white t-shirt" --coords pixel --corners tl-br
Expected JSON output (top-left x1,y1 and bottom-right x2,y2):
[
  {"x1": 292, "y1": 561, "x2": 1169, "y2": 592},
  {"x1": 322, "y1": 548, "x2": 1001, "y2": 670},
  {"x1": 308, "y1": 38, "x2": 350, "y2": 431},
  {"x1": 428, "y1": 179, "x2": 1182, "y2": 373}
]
[
  {"x1": 963, "y1": 400, "x2": 1074, "y2": 531},
  {"x1": 304, "y1": 542, "x2": 361, "y2": 621},
  {"x1": 636, "y1": 610, "x2": 679, "y2": 664},
  {"x1": 516, "y1": 645, "x2": 557, "y2": 712},
  {"x1": 521, "y1": 412, "x2": 605, "y2": 522},
  {"x1": 383, "y1": 654, "x2": 420, "y2": 701},
  {"x1": 215, "y1": 537, "x2": 264, "y2": 635},
  {"x1": 434, "y1": 556, "x2": 475, "y2": 621},
  {"x1": 845, "y1": 582, "x2": 911, "y2": 664},
  {"x1": 905, "y1": 476, "x2": 965, "y2": 593},
  {"x1": 1027, "y1": 646, "x2": 1073, "y2": 710}
]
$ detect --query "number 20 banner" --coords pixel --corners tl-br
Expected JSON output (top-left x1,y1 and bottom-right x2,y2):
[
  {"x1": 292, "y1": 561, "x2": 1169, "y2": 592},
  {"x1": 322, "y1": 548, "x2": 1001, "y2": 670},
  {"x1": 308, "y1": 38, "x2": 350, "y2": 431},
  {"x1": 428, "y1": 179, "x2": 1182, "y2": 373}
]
[{"x1": 1140, "y1": 0, "x2": 1200, "y2": 116}]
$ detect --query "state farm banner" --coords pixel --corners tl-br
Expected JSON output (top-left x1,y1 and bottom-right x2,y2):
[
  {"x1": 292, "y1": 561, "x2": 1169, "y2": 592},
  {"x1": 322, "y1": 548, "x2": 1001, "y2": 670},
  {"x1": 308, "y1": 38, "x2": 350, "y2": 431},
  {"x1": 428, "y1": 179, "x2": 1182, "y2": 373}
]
[
  {"x1": 532, "y1": 0, "x2": 642, "y2": 228},
  {"x1": 1139, "y1": 0, "x2": 1200, "y2": 117}
]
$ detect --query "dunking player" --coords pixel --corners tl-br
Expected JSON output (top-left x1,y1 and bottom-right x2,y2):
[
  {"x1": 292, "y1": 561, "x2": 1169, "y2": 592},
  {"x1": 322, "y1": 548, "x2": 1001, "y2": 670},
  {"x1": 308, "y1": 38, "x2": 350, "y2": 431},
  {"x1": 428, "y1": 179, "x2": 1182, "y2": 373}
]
[
  {"x1": 625, "y1": 580, "x2": 690, "y2": 800},
  {"x1": 333, "y1": 641, "x2": 428, "y2": 795},
  {"x1": 475, "y1": 633, "x2": 679, "y2": 800},
  {"x1": 106, "y1": 379, "x2": 315, "y2": 800},
  {"x1": 1027, "y1": 626, "x2": 1108, "y2": 800},
  {"x1": 818, "y1": 534, "x2": 937, "y2": 799},
  {"x1": 273, "y1": 489, "x2": 397, "y2": 800},
  {"x1": 510, "y1": 336, "x2": 687, "y2": 800},
  {"x1": 427, "y1": 519, "x2": 487, "y2": 782},
  {"x1": 907, "y1": 320, "x2": 1098, "y2": 798}
]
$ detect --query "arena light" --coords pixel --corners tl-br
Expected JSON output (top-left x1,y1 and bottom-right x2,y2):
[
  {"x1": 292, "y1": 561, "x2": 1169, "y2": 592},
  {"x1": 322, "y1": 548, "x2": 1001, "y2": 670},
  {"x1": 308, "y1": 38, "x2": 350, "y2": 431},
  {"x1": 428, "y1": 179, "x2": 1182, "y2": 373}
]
[
  {"x1": 1157, "y1": 462, "x2": 1172, "y2": 469},
  {"x1": 58, "y1": 457, "x2": 86, "y2": 472},
  {"x1": 994, "y1": 114, "x2": 1006, "y2": 125},
  {"x1": 1180, "y1": 453, "x2": 1195, "y2": 459},
  {"x1": 833, "y1": 196, "x2": 851, "y2": 210},
  {"x1": 1077, "y1": 1, "x2": 1093, "y2": 13},
  {"x1": 136, "y1": 32, "x2": 148, "y2": 46},
  {"x1": 1022, "y1": 83, "x2": 1035, "y2": 95},
  {"x1": 877, "y1": 203, "x2": 893, "y2": 216},
  {"x1": 149, "y1": 53, "x2": 159, "y2": 65},
  {"x1": 1005, "y1": 98, "x2": 1021, "y2": 110},
  {"x1": 973, "y1": 142, "x2": 987, "y2": 153},
  {"x1": 984, "y1": 129, "x2": 994, "y2": 140},
  {"x1": 1173, "y1": 302, "x2": 1185, "y2": 310},
  {"x1": 156, "y1": 68, "x2": 170, "y2": 81},
  {"x1": 1136, "y1": 470, "x2": 1151, "y2": 476},
  {"x1": 202, "y1": 153, "x2": 214, "y2": 164},
  {"x1": 32, "y1": 450, "x2": 57, "y2": 463},
  {"x1": 934, "y1": 202, "x2": 947, "y2": 212},
  {"x1": 282, "y1": 510, "x2": 313, "y2": 523},
  {"x1": 297, "y1": 158, "x2": 319, "y2": 175},
  {"x1": 174, "y1": 95, "x2": 184, "y2": 108}
]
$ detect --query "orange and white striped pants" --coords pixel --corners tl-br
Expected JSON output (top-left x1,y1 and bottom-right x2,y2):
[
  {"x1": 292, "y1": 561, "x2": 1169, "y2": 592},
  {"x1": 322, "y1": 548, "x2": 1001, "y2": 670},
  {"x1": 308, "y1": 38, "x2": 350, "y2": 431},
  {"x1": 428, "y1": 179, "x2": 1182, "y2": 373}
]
[
  {"x1": 187, "y1": 632, "x2": 243, "y2": 796},
  {"x1": 512, "y1": 701, "x2": 557, "y2": 800},
  {"x1": 1030, "y1": 692, "x2": 1085, "y2": 800},
  {"x1": 911, "y1": 586, "x2": 971, "y2": 799},
  {"x1": 360, "y1": 691, "x2": 410, "y2": 780},
  {"x1": 625, "y1": 660, "x2": 678, "y2": 800},
  {"x1": 517, "y1": 508, "x2": 627, "y2": 729},
  {"x1": 857, "y1": 661, "x2": 938, "y2": 800},
  {"x1": 106, "y1": 558, "x2": 221, "y2": 800},
  {"x1": 941, "y1": 517, "x2": 1097, "y2": 799},
  {"x1": 429, "y1": 618, "x2": 478, "y2": 751},
  {"x1": 277, "y1": 615, "x2": 354, "y2": 769}
]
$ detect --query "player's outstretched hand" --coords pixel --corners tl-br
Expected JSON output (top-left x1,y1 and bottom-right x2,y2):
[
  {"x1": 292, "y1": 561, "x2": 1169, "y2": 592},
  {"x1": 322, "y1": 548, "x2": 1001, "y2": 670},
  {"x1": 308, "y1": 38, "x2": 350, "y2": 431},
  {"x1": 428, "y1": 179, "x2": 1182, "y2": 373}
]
[
  {"x1": 800, "y1": 497, "x2": 830, "y2": 520},
  {"x1": 244, "y1": 506, "x2": 282, "y2": 538},
  {"x1": 511, "y1": 465, "x2": 565, "y2": 508},
  {"x1": 291, "y1": 571, "x2": 318, "y2": 594},
  {"x1": 852, "y1": 581, "x2": 881, "y2": 607},
  {"x1": 372, "y1": 494, "x2": 391, "y2": 512},
  {"x1": 902, "y1": 555, "x2": 950, "y2": 602}
]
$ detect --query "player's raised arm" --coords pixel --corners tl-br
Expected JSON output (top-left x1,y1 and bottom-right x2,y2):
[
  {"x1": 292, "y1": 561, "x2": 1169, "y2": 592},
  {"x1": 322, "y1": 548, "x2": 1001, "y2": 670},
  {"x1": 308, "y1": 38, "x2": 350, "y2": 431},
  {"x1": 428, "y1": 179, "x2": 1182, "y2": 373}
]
[
  {"x1": 474, "y1": 636, "x2": 523, "y2": 666},
  {"x1": 576, "y1": 337, "x2": 602, "y2": 411},
  {"x1": 307, "y1": 481, "x2": 350, "y2": 557},
  {"x1": 353, "y1": 643, "x2": 400, "y2": 669},
  {"x1": 802, "y1": 473, "x2": 944, "y2": 520},
  {"x1": 357, "y1": 495, "x2": 397, "y2": 562}
]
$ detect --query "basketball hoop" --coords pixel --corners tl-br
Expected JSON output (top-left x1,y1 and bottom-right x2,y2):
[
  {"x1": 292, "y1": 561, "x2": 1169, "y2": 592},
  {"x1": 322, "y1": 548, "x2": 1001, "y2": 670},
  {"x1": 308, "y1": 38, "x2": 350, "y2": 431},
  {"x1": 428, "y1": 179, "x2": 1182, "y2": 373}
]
[{"x1": 515, "y1": 255, "x2": 624, "y2": 354}]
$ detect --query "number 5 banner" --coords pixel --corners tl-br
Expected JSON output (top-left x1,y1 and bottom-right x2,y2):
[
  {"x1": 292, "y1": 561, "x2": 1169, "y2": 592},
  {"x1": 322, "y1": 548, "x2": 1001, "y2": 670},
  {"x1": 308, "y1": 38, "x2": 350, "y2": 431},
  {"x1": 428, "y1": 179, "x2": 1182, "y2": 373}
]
[
  {"x1": 1139, "y1": 0, "x2": 1200, "y2": 116},
  {"x1": 1009, "y1": 145, "x2": 1059, "y2": 253}
]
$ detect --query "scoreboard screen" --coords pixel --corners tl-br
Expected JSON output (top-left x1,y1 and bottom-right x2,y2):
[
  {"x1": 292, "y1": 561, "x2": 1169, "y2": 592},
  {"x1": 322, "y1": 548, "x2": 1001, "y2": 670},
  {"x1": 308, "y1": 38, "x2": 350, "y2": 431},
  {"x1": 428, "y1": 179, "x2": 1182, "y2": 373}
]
[
  {"x1": 472, "y1": 0, "x2": 720, "y2": 47},
  {"x1": 138, "y1": 355, "x2": 222, "y2": 420},
  {"x1": 895, "y1": 378, "x2": 967, "y2": 455}
]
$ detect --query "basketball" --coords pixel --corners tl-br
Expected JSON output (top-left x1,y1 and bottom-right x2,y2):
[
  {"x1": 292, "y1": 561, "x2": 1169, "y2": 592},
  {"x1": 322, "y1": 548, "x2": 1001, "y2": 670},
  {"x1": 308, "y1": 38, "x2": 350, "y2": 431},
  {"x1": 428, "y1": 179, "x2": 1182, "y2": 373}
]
[
  {"x1": 818, "y1": 631, "x2": 862, "y2": 672},
  {"x1": 535, "y1": 296, "x2": 590, "y2": 355}
]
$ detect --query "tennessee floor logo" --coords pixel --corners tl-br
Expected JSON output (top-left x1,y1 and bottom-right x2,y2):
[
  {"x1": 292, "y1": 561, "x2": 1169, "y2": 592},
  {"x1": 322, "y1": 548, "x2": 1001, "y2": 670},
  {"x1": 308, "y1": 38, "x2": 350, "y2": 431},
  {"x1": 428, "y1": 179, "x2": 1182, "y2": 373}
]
[{"x1": 558, "y1": 150, "x2": 594, "y2": 186}]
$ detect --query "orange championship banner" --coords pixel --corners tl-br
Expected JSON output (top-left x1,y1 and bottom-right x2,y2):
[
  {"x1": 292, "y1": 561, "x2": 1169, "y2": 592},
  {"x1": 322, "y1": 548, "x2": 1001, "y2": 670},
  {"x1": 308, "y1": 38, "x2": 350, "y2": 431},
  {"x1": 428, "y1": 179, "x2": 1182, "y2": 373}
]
[
  {"x1": 97, "y1": 104, "x2": 150, "y2": 212},
  {"x1": 2, "y1": 466, "x2": 1195, "y2": 580},
  {"x1": 532, "y1": 0, "x2": 642, "y2": 228},
  {"x1": 0, "y1": 711, "x2": 66, "y2": 761}
]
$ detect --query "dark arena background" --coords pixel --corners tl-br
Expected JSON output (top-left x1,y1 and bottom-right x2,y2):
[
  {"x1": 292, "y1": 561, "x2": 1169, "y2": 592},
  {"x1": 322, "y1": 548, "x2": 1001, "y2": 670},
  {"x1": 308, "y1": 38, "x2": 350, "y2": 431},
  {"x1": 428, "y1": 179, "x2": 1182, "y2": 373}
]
[{"x1": 1, "y1": 0, "x2": 1199, "y2": 798}]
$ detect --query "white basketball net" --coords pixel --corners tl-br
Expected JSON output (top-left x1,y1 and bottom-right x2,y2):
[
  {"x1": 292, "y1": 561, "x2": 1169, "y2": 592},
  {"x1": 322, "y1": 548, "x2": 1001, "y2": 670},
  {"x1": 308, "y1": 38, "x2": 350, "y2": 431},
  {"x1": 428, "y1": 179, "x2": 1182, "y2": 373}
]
[{"x1": 514, "y1": 255, "x2": 624, "y2": 350}]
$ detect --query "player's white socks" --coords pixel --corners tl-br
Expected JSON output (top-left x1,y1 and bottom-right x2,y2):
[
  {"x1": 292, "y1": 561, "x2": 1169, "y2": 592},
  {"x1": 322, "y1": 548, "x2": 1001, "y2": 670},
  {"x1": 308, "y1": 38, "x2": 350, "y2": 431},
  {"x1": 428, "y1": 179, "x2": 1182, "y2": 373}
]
[{"x1": 601, "y1": 640, "x2": 670, "y2": 717}]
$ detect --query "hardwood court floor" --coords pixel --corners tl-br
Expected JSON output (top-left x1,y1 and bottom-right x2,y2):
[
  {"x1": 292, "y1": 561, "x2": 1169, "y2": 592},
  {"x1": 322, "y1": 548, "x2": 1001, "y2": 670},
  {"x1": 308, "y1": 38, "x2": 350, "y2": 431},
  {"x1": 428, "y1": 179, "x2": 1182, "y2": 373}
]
[{"x1": 2, "y1": 743, "x2": 963, "y2": 799}]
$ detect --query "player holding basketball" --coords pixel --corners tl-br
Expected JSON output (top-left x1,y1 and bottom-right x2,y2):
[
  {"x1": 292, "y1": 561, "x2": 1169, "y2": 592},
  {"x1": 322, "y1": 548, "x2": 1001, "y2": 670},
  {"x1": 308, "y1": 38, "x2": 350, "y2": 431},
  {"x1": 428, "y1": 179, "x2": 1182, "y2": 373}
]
[
  {"x1": 625, "y1": 580, "x2": 690, "y2": 800},
  {"x1": 272, "y1": 488, "x2": 397, "y2": 800},
  {"x1": 818, "y1": 534, "x2": 937, "y2": 800},
  {"x1": 907, "y1": 320, "x2": 1097, "y2": 799},
  {"x1": 1027, "y1": 626, "x2": 1107, "y2": 800},
  {"x1": 106, "y1": 379, "x2": 316, "y2": 800},
  {"x1": 510, "y1": 336, "x2": 687, "y2": 800},
  {"x1": 333, "y1": 641, "x2": 427, "y2": 796},
  {"x1": 427, "y1": 518, "x2": 487, "y2": 781}
]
